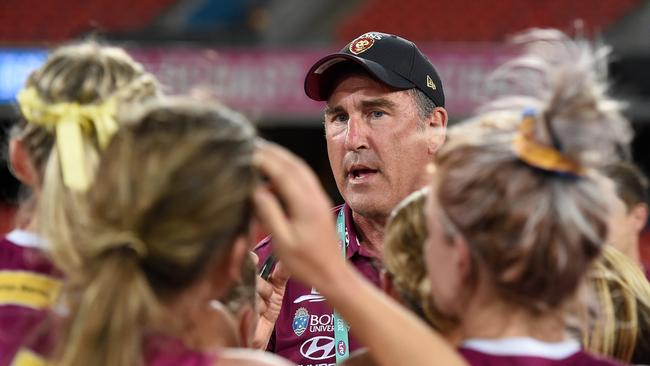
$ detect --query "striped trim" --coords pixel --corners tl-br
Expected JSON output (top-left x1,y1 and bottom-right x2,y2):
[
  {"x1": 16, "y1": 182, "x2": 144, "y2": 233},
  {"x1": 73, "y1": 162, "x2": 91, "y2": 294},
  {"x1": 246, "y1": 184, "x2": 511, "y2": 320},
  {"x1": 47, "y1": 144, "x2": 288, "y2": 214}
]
[
  {"x1": 0, "y1": 271, "x2": 61, "y2": 309},
  {"x1": 11, "y1": 349, "x2": 46, "y2": 366}
]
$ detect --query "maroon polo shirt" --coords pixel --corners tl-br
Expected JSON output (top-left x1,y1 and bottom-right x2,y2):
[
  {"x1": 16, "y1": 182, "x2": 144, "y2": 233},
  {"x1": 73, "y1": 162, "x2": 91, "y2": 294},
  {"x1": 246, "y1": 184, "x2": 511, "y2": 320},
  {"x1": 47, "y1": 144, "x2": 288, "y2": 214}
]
[{"x1": 254, "y1": 204, "x2": 382, "y2": 366}]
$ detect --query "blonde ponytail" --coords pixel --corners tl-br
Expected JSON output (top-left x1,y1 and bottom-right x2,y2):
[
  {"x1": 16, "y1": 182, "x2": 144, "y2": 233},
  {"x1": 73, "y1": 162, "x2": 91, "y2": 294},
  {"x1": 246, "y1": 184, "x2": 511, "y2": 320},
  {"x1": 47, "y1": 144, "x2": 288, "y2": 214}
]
[{"x1": 56, "y1": 248, "x2": 159, "y2": 366}]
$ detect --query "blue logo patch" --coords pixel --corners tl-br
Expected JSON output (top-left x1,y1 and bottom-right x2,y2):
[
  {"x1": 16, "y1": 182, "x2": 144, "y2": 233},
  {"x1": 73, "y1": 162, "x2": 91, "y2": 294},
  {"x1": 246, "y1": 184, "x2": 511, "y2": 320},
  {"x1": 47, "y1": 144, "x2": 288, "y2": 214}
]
[{"x1": 293, "y1": 307, "x2": 309, "y2": 336}]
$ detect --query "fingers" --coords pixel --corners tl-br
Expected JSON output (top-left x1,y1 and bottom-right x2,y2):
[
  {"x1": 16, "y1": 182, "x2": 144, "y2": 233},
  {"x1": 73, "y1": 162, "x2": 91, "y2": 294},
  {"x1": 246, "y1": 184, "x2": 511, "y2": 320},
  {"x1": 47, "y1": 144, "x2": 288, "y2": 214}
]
[
  {"x1": 254, "y1": 140, "x2": 328, "y2": 216},
  {"x1": 256, "y1": 275, "x2": 273, "y2": 302},
  {"x1": 250, "y1": 251, "x2": 260, "y2": 266},
  {"x1": 253, "y1": 186, "x2": 294, "y2": 250},
  {"x1": 269, "y1": 261, "x2": 291, "y2": 286}
]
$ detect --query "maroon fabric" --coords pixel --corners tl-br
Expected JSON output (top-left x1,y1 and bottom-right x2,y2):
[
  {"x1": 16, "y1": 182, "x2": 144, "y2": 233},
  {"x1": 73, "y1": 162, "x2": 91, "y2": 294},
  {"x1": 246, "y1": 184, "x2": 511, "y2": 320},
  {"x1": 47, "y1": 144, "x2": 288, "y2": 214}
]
[
  {"x1": 144, "y1": 334, "x2": 218, "y2": 366},
  {"x1": 254, "y1": 204, "x2": 382, "y2": 366},
  {"x1": 0, "y1": 235, "x2": 60, "y2": 365},
  {"x1": 11, "y1": 334, "x2": 219, "y2": 366},
  {"x1": 459, "y1": 348, "x2": 625, "y2": 366},
  {"x1": 644, "y1": 264, "x2": 650, "y2": 282}
]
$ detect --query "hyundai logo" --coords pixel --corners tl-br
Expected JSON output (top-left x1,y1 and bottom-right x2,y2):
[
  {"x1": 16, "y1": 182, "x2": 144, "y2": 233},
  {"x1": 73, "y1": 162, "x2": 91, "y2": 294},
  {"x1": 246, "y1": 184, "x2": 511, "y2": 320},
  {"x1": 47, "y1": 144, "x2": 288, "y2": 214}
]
[{"x1": 300, "y1": 336, "x2": 336, "y2": 360}]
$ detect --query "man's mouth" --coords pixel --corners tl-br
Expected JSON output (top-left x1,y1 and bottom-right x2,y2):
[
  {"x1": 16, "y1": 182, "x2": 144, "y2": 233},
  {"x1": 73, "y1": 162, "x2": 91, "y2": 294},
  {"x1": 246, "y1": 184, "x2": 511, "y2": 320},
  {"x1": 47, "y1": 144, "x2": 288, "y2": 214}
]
[{"x1": 348, "y1": 166, "x2": 379, "y2": 182}]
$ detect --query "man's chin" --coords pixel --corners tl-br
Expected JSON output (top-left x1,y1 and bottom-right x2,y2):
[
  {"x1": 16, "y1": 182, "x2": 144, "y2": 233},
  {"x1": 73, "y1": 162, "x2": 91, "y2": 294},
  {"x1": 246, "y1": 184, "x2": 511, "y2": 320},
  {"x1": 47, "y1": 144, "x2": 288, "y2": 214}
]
[{"x1": 344, "y1": 194, "x2": 392, "y2": 219}]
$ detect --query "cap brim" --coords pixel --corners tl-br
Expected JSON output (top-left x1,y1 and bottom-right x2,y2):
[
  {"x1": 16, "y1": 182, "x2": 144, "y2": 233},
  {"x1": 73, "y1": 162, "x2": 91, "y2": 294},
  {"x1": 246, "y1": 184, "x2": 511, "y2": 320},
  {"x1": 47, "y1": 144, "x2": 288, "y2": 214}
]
[{"x1": 304, "y1": 53, "x2": 415, "y2": 101}]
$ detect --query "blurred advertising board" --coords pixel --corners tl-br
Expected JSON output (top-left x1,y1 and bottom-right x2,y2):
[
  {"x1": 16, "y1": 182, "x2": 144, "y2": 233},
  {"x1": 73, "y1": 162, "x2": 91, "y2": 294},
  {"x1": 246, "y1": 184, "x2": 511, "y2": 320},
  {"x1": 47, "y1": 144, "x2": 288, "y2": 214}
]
[{"x1": 0, "y1": 45, "x2": 512, "y2": 120}]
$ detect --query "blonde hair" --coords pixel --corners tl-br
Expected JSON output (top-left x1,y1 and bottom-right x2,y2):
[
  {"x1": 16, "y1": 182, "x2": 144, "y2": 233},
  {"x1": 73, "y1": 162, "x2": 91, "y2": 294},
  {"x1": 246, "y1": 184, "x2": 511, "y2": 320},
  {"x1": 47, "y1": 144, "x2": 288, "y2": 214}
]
[
  {"x1": 16, "y1": 41, "x2": 158, "y2": 180},
  {"x1": 583, "y1": 245, "x2": 650, "y2": 363},
  {"x1": 45, "y1": 99, "x2": 258, "y2": 366},
  {"x1": 16, "y1": 41, "x2": 160, "y2": 269},
  {"x1": 383, "y1": 188, "x2": 456, "y2": 333},
  {"x1": 434, "y1": 29, "x2": 632, "y2": 312}
]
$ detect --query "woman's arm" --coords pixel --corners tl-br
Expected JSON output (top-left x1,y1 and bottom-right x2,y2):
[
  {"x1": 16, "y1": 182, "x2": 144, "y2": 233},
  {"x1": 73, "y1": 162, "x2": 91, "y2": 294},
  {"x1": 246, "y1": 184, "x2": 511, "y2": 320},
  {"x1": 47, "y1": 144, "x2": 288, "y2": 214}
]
[{"x1": 252, "y1": 141, "x2": 466, "y2": 366}]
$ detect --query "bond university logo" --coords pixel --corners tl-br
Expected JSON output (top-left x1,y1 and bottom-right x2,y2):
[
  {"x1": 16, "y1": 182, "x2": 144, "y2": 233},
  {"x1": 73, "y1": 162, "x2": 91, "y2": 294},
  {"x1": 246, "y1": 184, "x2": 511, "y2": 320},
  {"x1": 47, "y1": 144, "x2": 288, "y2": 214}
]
[
  {"x1": 349, "y1": 32, "x2": 382, "y2": 55},
  {"x1": 293, "y1": 307, "x2": 309, "y2": 336},
  {"x1": 426, "y1": 75, "x2": 437, "y2": 90}
]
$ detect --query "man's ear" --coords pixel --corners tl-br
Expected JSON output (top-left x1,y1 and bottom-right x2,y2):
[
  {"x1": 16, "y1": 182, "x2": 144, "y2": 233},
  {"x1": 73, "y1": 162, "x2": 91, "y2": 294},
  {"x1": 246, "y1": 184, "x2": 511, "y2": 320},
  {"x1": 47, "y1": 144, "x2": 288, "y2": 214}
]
[
  {"x1": 9, "y1": 138, "x2": 38, "y2": 187},
  {"x1": 630, "y1": 203, "x2": 649, "y2": 234},
  {"x1": 426, "y1": 107, "x2": 448, "y2": 155}
]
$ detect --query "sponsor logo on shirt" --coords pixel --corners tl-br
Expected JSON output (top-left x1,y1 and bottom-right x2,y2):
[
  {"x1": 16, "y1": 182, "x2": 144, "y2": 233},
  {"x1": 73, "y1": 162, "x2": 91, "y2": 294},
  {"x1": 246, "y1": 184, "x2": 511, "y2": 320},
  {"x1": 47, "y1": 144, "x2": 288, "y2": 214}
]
[
  {"x1": 309, "y1": 313, "x2": 334, "y2": 333},
  {"x1": 294, "y1": 287, "x2": 326, "y2": 304},
  {"x1": 293, "y1": 307, "x2": 309, "y2": 336},
  {"x1": 300, "y1": 336, "x2": 336, "y2": 361}
]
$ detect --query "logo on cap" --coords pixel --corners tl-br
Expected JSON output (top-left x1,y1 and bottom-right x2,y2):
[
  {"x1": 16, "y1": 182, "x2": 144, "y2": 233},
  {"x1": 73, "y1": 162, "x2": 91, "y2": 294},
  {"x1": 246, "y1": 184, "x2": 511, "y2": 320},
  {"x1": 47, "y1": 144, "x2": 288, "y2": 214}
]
[
  {"x1": 349, "y1": 36, "x2": 375, "y2": 55},
  {"x1": 426, "y1": 75, "x2": 437, "y2": 90}
]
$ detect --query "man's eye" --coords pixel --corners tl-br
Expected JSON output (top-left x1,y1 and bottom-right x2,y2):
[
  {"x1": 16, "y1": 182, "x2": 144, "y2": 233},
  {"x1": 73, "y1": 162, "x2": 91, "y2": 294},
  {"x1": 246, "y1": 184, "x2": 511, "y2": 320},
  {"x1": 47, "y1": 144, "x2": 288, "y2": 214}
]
[
  {"x1": 370, "y1": 111, "x2": 385, "y2": 118},
  {"x1": 334, "y1": 114, "x2": 348, "y2": 122}
]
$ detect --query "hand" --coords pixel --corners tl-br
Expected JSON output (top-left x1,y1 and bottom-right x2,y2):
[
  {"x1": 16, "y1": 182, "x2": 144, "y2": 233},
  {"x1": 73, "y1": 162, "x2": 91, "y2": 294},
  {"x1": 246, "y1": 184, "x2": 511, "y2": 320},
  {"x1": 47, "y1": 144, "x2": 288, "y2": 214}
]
[
  {"x1": 252, "y1": 140, "x2": 344, "y2": 290},
  {"x1": 252, "y1": 253, "x2": 290, "y2": 349}
]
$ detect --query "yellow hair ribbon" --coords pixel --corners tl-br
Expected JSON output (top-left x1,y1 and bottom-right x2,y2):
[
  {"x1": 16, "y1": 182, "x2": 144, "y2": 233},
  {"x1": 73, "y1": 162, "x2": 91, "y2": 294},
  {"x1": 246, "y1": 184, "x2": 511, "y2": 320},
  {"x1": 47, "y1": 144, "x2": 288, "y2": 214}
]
[
  {"x1": 513, "y1": 113, "x2": 586, "y2": 176},
  {"x1": 17, "y1": 87, "x2": 119, "y2": 190}
]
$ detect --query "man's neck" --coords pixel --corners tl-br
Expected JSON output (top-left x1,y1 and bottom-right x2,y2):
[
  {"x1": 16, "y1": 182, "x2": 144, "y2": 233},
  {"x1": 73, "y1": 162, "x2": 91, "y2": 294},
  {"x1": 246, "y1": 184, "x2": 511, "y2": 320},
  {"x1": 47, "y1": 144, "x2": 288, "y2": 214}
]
[{"x1": 351, "y1": 210, "x2": 387, "y2": 257}]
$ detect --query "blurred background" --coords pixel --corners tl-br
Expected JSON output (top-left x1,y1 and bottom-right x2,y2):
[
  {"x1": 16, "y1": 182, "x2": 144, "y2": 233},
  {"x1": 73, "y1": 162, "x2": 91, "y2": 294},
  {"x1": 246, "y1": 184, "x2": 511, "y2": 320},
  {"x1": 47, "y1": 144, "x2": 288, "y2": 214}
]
[{"x1": 0, "y1": 0, "x2": 649, "y2": 254}]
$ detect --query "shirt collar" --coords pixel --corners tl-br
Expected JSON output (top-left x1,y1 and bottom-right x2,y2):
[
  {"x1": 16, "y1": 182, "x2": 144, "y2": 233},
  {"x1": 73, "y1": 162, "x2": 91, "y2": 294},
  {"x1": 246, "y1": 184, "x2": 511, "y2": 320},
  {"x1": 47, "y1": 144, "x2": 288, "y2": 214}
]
[
  {"x1": 340, "y1": 203, "x2": 377, "y2": 259},
  {"x1": 6, "y1": 229, "x2": 45, "y2": 249},
  {"x1": 461, "y1": 337, "x2": 581, "y2": 360}
]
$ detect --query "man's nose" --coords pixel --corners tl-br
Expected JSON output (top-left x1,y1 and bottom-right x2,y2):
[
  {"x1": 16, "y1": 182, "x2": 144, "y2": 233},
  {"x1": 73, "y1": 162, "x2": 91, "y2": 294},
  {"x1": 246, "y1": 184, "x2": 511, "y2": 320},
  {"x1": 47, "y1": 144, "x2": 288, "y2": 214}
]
[{"x1": 344, "y1": 115, "x2": 369, "y2": 151}]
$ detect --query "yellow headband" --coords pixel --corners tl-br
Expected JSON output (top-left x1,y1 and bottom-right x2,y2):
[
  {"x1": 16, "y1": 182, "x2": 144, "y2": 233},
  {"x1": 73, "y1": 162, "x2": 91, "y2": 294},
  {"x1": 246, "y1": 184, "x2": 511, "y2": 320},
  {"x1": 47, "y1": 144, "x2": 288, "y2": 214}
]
[
  {"x1": 17, "y1": 87, "x2": 119, "y2": 191},
  {"x1": 513, "y1": 112, "x2": 586, "y2": 176}
]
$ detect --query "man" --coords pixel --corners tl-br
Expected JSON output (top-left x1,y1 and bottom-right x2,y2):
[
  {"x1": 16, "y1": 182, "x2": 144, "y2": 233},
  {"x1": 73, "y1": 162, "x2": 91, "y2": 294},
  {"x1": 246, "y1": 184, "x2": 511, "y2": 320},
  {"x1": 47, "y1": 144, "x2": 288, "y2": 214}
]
[
  {"x1": 601, "y1": 161, "x2": 650, "y2": 280},
  {"x1": 255, "y1": 32, "x2": 448, "y2": 366}
]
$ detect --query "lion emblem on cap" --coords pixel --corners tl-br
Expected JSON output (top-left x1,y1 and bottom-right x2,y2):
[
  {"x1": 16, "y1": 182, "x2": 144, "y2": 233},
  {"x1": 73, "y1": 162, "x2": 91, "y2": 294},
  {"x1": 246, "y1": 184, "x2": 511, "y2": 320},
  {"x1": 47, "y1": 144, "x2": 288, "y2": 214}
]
[{"x1": 349, "y1": 36, "x2": 375, "y2": 55}]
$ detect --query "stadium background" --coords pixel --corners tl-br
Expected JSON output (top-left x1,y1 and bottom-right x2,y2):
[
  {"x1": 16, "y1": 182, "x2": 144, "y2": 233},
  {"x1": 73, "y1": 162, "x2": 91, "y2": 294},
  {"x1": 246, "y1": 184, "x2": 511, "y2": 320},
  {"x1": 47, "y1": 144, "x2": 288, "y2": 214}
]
[{"x1": 0, "y1": 0, "x2": 649, "y2": 264}]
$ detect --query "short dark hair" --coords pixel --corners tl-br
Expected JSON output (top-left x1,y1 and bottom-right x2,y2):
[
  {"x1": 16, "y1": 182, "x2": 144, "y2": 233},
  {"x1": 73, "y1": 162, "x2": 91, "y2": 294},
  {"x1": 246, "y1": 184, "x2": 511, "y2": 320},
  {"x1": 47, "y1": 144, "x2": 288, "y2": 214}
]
[
  {"x1": 408, "y1": 88, "x2": 436, "y2": 120},
  {"x1": 601, "y1": 161, "x2": 649, "y2": 210}
]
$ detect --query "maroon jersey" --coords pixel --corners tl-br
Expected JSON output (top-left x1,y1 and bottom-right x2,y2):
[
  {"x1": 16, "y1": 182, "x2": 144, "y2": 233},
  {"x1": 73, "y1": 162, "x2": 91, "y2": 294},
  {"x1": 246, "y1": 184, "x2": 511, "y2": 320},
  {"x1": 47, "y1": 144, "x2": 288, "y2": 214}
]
[
  {"x1": 255, "y1": 204, "x2": 382, "y2": 366},
  {"x1": 459, "y1": 338, "x2": 624, "y2": 366},
  {"x1": 0, "y1": 230, "x2": 61, "y2": 365},
  {"x1": 10, "y1": 334, "x2": 219, "y2": 366}
]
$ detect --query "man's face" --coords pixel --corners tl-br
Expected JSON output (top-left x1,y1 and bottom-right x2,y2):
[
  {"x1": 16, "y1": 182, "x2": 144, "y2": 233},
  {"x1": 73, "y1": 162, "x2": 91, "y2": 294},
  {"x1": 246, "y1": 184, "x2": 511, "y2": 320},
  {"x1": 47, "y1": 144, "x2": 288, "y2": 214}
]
[{"x1": 324, "y1": 74, "x2": 444, "y2": 218}]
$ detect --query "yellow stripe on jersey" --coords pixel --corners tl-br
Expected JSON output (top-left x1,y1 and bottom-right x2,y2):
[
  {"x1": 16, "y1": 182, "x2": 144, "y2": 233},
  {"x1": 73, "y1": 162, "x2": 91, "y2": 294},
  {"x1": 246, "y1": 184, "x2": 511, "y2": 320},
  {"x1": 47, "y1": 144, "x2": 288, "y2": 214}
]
[
  {"x1": 0, "y1": 271, "x2": 61, "y2": 309},
  {"x1": 10, "y1": 349, "x2": 46, "y2": 366}
]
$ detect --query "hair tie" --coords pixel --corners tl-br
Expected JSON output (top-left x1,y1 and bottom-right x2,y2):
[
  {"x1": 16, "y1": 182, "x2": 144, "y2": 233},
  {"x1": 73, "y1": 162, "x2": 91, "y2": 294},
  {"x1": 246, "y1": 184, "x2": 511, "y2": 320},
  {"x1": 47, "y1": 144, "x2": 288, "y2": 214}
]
[
  {"x1": 100, "y1": 232, "x2": 148, "y2": 259},
  {"x1": 513, "y1": 109, "x2": 586, "y2": 176},
  {"x1": 16, "y1": 87, "x2": 119, "y2": 191}
]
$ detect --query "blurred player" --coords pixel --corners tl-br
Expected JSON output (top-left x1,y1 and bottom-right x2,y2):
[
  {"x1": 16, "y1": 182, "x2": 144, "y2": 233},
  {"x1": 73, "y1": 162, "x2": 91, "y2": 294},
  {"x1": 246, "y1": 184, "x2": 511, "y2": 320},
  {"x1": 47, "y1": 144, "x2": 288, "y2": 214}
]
[
  {"x1": 601, "y1": 161, "x2": 650, "y2": 279},
  {"x1": 12, "y1": 99, "x2": 293, "y2": 366},
  {"x1": 582, "y1": 245, "x2": 650, "y2": 364},
  {"x1": 0, "y1": 42, "x2": 159, "y2": 364}
]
